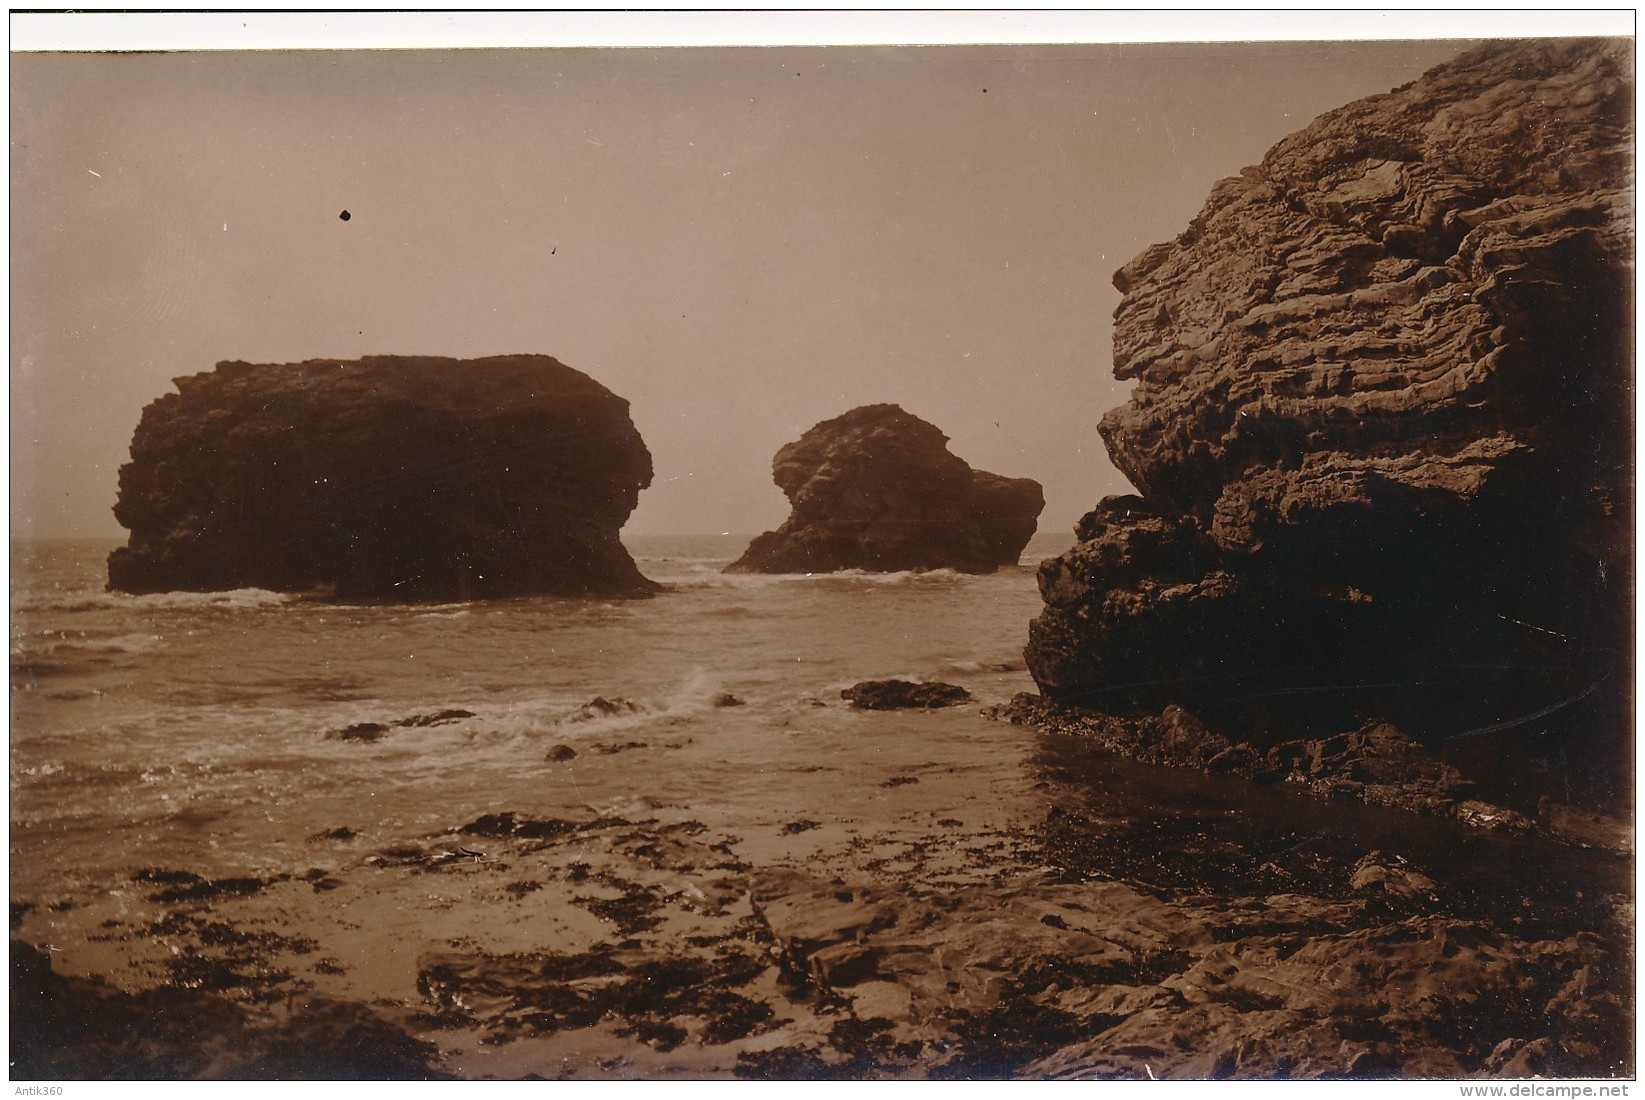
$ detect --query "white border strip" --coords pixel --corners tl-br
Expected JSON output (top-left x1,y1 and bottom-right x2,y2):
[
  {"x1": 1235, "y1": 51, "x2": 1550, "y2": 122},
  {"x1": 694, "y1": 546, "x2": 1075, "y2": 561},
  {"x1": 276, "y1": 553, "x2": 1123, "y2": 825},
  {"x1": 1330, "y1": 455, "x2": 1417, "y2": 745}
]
[{"x1": 8, "y1": 10, "x2": 1638, "y2": 53}]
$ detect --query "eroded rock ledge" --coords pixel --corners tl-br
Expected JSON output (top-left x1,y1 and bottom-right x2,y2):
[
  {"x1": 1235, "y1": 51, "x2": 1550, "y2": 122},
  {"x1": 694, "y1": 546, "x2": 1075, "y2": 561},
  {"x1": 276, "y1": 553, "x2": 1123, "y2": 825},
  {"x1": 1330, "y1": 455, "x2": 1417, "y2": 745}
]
[
  {"x1": 728, "y1": 404, "x2": 1044, "y2": 574},
  {"x1": 1024, "y1": 39, "x2": 1634, "y2": 817},
  {"x1": 109, "y1": 355, "x2": 657, "y2": 601}
]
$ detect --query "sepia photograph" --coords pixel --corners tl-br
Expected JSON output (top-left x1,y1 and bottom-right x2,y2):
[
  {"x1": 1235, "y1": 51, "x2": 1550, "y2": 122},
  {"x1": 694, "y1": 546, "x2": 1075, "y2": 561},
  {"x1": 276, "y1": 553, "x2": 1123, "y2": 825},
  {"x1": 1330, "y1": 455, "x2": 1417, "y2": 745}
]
[{"x1": 8, "y1": 11, "x2": 1635, "y2": 1085}]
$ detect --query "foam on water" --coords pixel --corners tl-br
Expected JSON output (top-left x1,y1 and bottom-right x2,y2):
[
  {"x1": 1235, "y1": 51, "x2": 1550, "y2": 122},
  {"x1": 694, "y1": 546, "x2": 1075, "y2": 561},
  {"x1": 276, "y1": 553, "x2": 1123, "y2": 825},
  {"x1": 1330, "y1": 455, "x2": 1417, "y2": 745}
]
[
  {"x1": 934, "y1": 657, "x2": 1025, "y2": 676},
  {"x1": 34, "y1": 632, "x2": 169, "y2": 656},
  {"x1": 10, "y1": 535, "x2": 1050, "y2": 891},
  {"x1": 16, "y1": 586, "x2": 299, "y2": 615},
  {"x1": 665, "y1": 567, "x2": 976, "y2": 589}
]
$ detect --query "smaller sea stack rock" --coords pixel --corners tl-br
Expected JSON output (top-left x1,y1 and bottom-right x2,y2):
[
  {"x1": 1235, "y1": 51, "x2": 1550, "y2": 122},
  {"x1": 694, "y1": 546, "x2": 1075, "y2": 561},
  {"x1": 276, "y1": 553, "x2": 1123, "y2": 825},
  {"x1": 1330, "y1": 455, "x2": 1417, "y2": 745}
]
[
  {"x1": 727, "y1": 404, "x2": 1044, "y2": 574},
  {"x1": 108, "y1": 354, "x2": 656, "y2": 601}
]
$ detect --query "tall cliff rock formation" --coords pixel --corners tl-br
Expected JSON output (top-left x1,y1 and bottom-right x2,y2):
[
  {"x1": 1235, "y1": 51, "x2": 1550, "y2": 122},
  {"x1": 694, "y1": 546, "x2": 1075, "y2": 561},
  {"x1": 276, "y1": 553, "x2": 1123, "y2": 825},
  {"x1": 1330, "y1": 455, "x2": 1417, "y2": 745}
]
[
  {"x1": 728, "y1": 404, "x2": 1044, "y2": 574},
  {"x1": 109, "y1": 355, "x2": 657, "y2": 600},
  {"x1": 1024, "y1": 40, "x2": 1633, "y2": 809}
]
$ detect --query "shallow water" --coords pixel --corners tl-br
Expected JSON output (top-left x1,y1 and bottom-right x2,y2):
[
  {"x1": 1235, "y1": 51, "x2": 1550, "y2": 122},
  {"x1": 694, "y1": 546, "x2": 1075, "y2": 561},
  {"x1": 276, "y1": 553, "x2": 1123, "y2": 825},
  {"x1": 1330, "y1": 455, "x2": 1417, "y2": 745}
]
[
  {"x1": 10, "y1": 534, "x2": 1633, "y2": 1079},
  {"x1": 11, "y1": 536, "x2": 1068, "y2": 948}
]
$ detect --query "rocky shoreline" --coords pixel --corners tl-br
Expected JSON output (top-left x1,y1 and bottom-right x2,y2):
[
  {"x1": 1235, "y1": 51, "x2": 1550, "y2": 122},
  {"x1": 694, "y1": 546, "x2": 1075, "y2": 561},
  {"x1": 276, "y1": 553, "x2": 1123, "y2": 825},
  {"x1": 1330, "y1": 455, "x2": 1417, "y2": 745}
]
[
  {"x1": 13, "y1": 711, "x2": 1632, "y2": 1081},
  {"x1": 991, "y1": 693, "x2": 1634, "y2": 854},
  {"x1": 18, "y1": 35, "x2": 1634, "y2": 1085}
]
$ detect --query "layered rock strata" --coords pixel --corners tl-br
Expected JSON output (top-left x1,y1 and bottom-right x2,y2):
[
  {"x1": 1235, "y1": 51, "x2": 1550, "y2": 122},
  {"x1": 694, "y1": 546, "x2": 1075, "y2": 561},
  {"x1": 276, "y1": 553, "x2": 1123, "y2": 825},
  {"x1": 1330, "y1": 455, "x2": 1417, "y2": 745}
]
[
  {"x1": 109, "y1": 355, "x2": 656, "y2": 600},
  {"x1": 728, "y1": 404, "x2": 1044, "y2": 574},
  {"x1": 1024, "y1": 40, "x2": 1634, "y2": 812}
]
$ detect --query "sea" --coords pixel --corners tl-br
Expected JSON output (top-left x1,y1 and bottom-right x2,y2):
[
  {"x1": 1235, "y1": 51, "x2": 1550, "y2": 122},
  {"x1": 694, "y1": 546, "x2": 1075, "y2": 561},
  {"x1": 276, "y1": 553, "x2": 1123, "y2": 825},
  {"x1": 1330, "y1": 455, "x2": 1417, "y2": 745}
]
[
  {"x1": 10, "y1": 532, "x2": 1070, "y2": 945},
  {"x1": 11, "y1": 532, "x2": 1635, "y2": 1080}
]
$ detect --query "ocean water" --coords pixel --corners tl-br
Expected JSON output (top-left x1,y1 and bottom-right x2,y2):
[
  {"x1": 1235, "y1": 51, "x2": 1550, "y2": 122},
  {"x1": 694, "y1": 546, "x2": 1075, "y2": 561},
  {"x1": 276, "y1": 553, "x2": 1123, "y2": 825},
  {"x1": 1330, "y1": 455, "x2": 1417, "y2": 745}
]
[
  {"x1": 12, "y1": 533, "x2": 1634, "y2": 1079},
  {"x1": 10, "y1": 532, "x2": 1070, "y2": 931}
]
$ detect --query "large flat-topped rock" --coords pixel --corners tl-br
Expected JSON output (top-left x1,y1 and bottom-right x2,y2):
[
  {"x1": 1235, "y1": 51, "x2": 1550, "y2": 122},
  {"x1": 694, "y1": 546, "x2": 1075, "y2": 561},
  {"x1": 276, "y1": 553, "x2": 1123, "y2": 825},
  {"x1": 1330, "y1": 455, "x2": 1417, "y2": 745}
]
[{"x1": 109, "y1": 354, "x2": 657, "y2": 600}]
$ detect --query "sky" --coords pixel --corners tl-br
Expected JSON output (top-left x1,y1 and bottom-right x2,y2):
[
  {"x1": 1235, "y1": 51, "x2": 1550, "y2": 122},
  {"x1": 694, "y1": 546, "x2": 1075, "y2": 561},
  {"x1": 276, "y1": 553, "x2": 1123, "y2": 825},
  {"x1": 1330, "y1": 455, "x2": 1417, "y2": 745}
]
[{"x1": 7, "y1": 16, "x2": 1524, "y2": 540}]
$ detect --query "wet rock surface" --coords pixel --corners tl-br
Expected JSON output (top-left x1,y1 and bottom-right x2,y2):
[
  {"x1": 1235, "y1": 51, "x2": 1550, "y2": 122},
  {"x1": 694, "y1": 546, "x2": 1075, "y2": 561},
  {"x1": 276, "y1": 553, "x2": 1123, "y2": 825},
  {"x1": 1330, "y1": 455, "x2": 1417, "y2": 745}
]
[
  {"x1": 12, "y1": 726, "x2": 1631, "y2": 1080},
  {"x1": 326, "y1": 709, "x2": 476, "y2": 743},
  {"x1": 11, "y1": 939, "x2": 449, "y2": 1079},
  {"x1": 1024, "y1": 40, "x2": 1634, "y2": 818},
  {"x1": 841, "y1": 680, "x2": 972, "y2": 710},
  {"x1": 728, "y1": 404, "x2": 1044, "y2": 574},
  {"x1": 108, "y1": 355, "x2": 657, "y2": 601},
  {"x1": 992, "y1": 694, "x2": 1557, "y2": 829}
]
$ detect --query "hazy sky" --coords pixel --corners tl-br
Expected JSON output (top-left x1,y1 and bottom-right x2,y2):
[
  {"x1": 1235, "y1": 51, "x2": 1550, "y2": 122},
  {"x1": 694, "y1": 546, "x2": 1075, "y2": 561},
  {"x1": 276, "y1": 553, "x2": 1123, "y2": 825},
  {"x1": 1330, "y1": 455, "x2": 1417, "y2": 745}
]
[{"x1": 12, "y1": 32, "x2": 1482, "y2": 539}]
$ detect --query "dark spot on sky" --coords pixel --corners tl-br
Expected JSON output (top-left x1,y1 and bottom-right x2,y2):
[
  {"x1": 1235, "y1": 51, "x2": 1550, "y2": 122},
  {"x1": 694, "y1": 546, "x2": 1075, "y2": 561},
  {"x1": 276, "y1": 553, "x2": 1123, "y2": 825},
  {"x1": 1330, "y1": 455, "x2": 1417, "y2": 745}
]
[{"x1": 339, "y1": 210, "x2": 351, "y2": 221}]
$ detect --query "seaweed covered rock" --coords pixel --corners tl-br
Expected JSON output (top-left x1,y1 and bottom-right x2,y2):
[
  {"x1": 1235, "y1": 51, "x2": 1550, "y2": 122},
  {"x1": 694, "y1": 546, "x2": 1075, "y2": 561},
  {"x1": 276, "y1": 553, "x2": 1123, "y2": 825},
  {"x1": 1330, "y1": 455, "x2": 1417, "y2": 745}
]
[
  {"x1": 108, "y1": 355, "x2": 656, "y2": 600},
  {"x1": 841, "y1": 679, "x2": 972, "y2": 710},
  {"x1": 728, "y1": 404, "x2": 1044, "y2": 574},
  {"x1": 1025, "y1": 40, "x2": 1634, "y2": 810}
]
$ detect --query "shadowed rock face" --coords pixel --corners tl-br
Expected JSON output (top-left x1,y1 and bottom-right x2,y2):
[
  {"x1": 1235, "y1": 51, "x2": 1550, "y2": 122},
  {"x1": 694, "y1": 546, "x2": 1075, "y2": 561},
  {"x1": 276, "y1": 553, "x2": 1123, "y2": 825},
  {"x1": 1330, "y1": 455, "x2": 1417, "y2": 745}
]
[
  {"x1": 12, "y1": 940, "x2": 451, "y2": 1080},
  {"x1": 728, "y1": 404, "x2": 1044, "y2": 574},
  {"x1": 1025, "y1": 40, "x2": 1633, "y2": 809},
  {"x1": 108, "y1": 355, "x2": 657, "y2": 601}
]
